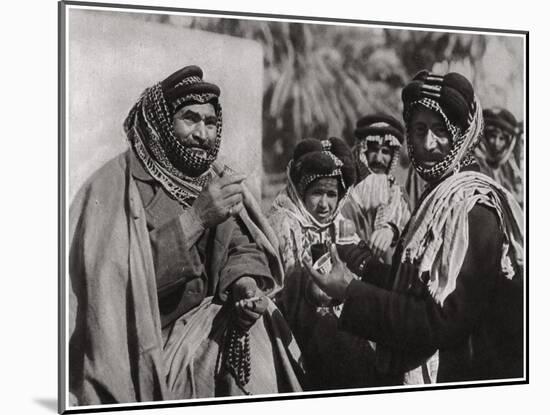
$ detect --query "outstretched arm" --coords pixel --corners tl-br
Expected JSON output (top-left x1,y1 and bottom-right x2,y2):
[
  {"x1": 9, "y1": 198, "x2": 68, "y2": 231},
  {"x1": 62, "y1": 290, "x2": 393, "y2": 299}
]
[{"x1": 309, "y1": 205, "x2": 503, "y2": 352}]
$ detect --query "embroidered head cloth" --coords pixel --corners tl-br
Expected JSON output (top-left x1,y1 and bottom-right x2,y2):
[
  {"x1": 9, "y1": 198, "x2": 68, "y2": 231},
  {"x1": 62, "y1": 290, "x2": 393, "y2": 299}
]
[
  {"x1": 353, "y1": 113, "x2": 404, "y2": 179},
  {"x1": 402, "y1": 70, "x2": 484, "y2": 182},
  {"x1": 290, "y1": 137, "x2": 356, "y2": 196},
  {"x1": 272, "y1": 137, "x2": 356, "y2": 230},
  {"x1": 124, "y1": 65, "x2": 222, "y2": 206},
  {"x1": 477, "y1": 107, "x2": 519, "y2": 167}
]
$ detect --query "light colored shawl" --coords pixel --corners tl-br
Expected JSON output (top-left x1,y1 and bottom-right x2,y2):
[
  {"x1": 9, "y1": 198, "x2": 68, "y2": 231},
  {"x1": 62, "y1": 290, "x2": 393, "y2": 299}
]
[
  {"x1": 349, "y1": 173, "x2": 410, "y2": 234},
  {"x1": 398, "y1": 170, "x2": 523, "y2": 305}
]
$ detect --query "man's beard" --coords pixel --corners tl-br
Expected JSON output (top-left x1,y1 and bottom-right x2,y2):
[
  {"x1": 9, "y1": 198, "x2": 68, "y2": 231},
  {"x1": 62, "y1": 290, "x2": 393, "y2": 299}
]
[
  {"x1": 369, "y1": 161, "x2": 389, "y2": 174},
  {"x1": 163, "y1": 137, "x2": 219, "y2": 177}
]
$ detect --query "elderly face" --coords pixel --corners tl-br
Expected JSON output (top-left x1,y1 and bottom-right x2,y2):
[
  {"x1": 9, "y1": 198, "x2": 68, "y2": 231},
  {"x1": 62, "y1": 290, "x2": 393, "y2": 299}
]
[
  {"x1": 303, "y1": 177, "x2": 339, "y2": 224},
  {"x1": 484, "y1": 126, "x2": 511, "y2": 159},
  {"x1": 173, "y1": 103, "x2": 218, "y2": 157},
  {"x1": 366, "y1": 142, "x2": 392, "y2": 174},
  {"x1": 409, "y1": 107, "x2": 452, "y2": 171}
]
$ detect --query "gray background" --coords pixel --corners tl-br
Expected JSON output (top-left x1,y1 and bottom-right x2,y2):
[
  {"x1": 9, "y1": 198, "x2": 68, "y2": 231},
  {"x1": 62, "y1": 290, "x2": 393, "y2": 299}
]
[{"x1": 68, "y1": 9, "x2": 264, "y2": 201}]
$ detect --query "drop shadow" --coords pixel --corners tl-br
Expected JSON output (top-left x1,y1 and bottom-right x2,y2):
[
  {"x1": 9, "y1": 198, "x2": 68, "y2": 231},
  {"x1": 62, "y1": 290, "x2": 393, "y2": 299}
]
[{"x1": 34, "y1": 398, "x2": 57, "y2": 413}]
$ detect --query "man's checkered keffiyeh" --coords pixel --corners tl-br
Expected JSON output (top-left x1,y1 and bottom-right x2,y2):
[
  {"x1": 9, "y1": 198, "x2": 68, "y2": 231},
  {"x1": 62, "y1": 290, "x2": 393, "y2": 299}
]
[{"x1": 123, "y1": 66, "x2": 222, "y2": 206}]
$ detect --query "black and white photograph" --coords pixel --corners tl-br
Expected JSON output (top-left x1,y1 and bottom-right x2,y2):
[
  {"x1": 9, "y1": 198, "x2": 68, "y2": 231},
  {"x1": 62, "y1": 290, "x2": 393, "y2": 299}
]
[
  {"x1": 57, "y1": 1, "x2": 530, "y2": 413},
  {"x1": 8, "y1": 1, "x2": 550, "y2": 414}
]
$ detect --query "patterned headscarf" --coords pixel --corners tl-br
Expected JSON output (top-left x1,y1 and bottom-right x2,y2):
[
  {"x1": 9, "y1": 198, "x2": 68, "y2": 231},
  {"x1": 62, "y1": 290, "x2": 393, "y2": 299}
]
[
  {"x1": 124, "y1": 65, "x2": 222, "y2": 206},
  {"x1": 477, "y1": 107, "x2": 519, "y2": 167},
  {"x1": 297, "y1": 141, "x2": 345, "y2": 193},
  {"x1": 402, "y1": 70, "x2": 484, "y2": 182},
  {"x1": 353, "y1": 114, "x2": 404, "y2": 180},
  {"x1": 290, "y1": 137, "x2": 356, "y2": 197}
]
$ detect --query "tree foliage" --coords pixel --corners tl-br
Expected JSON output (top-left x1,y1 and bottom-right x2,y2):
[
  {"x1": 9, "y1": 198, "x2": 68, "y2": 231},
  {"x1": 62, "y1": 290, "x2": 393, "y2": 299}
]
[{"x1": 158, "y1": 15, "x2": 522, "y2": 174}]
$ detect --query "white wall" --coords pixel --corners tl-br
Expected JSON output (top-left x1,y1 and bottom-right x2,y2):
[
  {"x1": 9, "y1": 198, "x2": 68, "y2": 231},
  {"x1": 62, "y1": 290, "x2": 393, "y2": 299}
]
[{"x1": 67, "y1": 8, "x2": 264, "y2": 201}]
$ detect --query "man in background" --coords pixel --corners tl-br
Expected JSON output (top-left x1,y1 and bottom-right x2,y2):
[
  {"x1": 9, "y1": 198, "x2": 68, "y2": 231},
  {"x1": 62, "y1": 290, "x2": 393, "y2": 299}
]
[
  {"x1": 343, "y1": 114, "x2": 410, "y2": 260},
  {"x1": 476, "y1": 107, "x2": 523, "y2": 206}
]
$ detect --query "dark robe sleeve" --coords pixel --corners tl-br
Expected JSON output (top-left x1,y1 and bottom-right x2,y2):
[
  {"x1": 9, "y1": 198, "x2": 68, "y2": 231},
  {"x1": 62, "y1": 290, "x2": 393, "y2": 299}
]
[
  {"x1": 217, "y1": 217, "x2": 274, "y2": 301},
  {"x1": 147, "y1": 201, "x2": 273, "y2": 315},
  {"x1": 339, "y1": 204, "x2": 503, "y2": 353},
  {"x1": 337, "y1": 241, "x2": 393, "y2": 288},
  {"x1": 362, "y1": 261, "x2": 394, "y2": 289}
]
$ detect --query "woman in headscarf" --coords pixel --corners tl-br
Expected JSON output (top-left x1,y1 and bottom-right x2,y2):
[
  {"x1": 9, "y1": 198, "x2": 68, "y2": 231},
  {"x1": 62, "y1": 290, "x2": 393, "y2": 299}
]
[{"x1": 267, "y1": 137, "x2": 379, "y2": 390}]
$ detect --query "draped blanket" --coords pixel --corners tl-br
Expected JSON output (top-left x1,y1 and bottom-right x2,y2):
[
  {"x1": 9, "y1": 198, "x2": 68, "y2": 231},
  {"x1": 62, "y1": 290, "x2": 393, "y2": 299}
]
[
  {"x1": 387, "y1": 171, "x2": 523, "y2": 384},
  {"x1": 398, "y1": 171, "x2": 523, "y2": 305},
  {"x1": 68, "y1": 152, "x2": 302, "y2": 406},
  {"x1": 348, "y1": 173, "x2": 410, "y2": 237},
  {"x1": 164, "y1": 297, "x2": 303, "y2": 398}
]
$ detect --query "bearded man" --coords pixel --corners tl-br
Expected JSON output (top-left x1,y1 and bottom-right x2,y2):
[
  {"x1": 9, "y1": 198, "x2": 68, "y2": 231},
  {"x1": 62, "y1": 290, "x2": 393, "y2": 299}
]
[
  {"x1": 307, "y1": 70, "x2": 524, "y2": 385},
  {"x1": 342, "y1": 114, "x2": 410, "y2": 259},
  {"x1": 476, "y1": 107, "x2": 523, "y2": 206},
  {"x1": 68, "y1": 66, "x2": 303, "y2": 405}
]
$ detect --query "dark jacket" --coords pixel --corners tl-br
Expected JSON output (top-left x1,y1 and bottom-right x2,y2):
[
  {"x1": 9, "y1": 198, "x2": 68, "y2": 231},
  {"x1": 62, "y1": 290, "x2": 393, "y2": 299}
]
[{"x1": 338, "y1": 203, "x2": 524, "y2": 383}]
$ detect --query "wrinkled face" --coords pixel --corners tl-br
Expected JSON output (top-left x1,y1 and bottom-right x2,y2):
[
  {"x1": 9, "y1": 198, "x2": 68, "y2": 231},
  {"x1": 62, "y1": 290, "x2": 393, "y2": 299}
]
[
  {"x1": 303, "y1": 177, "x2": 339, "y2": 224},
  {"x1": 484, "y1": 126, "x2": 511, "y2": 159},
  {"x1": 173, "y1": 103, "x2": 218, "y2": 157},
  {"x1": 366, "y1": 142, "x2": 393, "y2": 174},
  {"x1": 409, "y1": 107, "x2": 452, "y2": 170}
]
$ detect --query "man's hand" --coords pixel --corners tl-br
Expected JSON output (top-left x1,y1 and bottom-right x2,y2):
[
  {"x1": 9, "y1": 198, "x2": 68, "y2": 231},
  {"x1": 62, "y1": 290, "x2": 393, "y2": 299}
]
[
  {"x1": 394, "y1": 261, "x2": 424, "y2": 294},
  {"x1": 191, "y1": 173, "x2": 247, "y2": 229},
  {"x1": 231, "y1": 276, "x2": 268, "y2": 330},
  {"x1": 336, "y1": 240, "x2": 373, "y2": 278},
  {"x1": 304, "y1": 244, "x2": 355, "y2": 301},
  {"x1": 368, "y1": 227, "x2": 394, "y2": 258}
]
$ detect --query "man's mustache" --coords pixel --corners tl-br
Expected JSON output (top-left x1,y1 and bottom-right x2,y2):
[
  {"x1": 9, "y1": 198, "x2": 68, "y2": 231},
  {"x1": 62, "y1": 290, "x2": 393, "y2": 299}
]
[
  {"x1": 178, "y1": 137, "x2": 214, "y2": 151},
  {"x1": 423, "y1": 155, "x2": 445, "y2": 163},
  {"x1": 416, "y1": 151, "x2": 445, "y2": 163},
  {"x1": 188, "y1": 143, "x2": 212, "y2": 151},
  {"x1": 370, "y1": 161, "x2": 388, "y2": 170}
]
